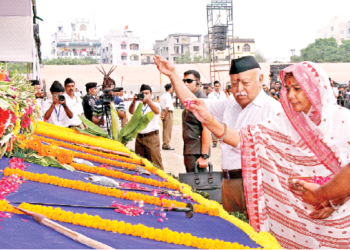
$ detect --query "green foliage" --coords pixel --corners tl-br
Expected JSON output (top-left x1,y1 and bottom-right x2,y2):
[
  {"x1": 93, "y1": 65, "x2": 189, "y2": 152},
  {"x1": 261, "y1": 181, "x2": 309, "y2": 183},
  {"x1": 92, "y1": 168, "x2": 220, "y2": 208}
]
[
  {"x1": 2, "y1": 63, "x2": 31, "y2": 76},
  {"x1": 192, "y1": 189, "x2": 210, "y2": 199},
  {"x1": 296, "y1": 38, "x2": 350, "y2": 62},
  {"x1": 255, "y1": 49, "x2": 266, "y2": 63},
  {"x1": 176, "y1": 51, "x2": 209, "y2": 64},
  {"x1": 42, "y1": 57, "x2": 99, "y2": 65},
  {"x1": 290, "y1": 55, "x2": 302, "y2": 63},
  {"x1": 229, "y1": 211, "x2": 249, "y2": 224}
]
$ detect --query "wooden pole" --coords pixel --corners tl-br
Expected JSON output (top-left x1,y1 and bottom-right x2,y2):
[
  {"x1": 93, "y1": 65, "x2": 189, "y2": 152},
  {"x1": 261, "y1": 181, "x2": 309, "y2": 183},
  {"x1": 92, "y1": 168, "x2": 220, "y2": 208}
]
[
  {"x1": 160, "y1": 72, "x2": 162, "y2": 94},
  {"x1": 15, "y1": 207, "x2": 114, "y2": 249}
]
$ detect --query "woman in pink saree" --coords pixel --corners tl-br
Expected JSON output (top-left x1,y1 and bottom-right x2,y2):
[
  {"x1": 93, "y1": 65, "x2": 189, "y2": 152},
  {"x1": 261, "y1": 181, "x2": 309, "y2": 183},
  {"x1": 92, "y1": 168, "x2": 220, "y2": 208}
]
[{"x1": 185, "y1": 62, "x2": 350, "y2": 249}]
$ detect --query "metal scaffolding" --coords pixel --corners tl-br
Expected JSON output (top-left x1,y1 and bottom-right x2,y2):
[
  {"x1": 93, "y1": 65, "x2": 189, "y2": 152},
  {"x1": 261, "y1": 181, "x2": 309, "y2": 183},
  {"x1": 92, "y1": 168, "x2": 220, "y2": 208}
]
[{"x1": 206, "y1": 0, "x2": 234, "y2": 85}]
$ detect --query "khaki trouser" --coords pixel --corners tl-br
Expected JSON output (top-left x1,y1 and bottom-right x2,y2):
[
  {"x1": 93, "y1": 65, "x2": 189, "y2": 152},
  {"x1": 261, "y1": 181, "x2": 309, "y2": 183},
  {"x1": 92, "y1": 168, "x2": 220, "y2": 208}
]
[
  {"x1": 162, "y1": 111, "x2": 173, "y2": 148},
  {"x1": 184, "y1": 154, "x2": 208, "y2": 173},
  {"x1": 221, "y1": 178, "x2": 248, "y2": 217},
  {"x1": 135, "y1": 131, "x2": 163, "y2": 170}
]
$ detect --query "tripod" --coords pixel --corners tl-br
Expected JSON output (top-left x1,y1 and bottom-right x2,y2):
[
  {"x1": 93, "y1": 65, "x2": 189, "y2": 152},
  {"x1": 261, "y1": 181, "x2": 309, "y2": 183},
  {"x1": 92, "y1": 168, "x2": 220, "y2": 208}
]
[{"x1": 99, "y1": 103, "x2": 112, "y2": 138}]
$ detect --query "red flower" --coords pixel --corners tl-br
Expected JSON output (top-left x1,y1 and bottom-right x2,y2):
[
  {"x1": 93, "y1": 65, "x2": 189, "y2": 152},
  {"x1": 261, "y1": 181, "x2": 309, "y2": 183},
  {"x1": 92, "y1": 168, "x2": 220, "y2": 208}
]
[
  {"x1": 10, "y1": 111, "x2": 16, "y2": 125},
  {"x1": 0, "y1": 108, "x2": 10, "y2": 126}
]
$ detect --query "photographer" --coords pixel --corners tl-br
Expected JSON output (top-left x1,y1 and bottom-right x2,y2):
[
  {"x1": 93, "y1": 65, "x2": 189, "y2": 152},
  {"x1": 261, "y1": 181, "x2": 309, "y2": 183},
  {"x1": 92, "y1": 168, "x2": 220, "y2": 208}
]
[
  {"x1": 42, "y1": 81, "x2": 73, "y2": 127},
  {"x1": 129, "y1": 84, "x2": 163, "y2": 170},
  {"x1": 64, "y1": 78, "x2": 85, "y2": 128},
  {"x1": 82, "y1": 82, "x2": 98, "y2": 122},
  {"x1": 92, "y1": 84, "x2": 126, "y2": 132}
]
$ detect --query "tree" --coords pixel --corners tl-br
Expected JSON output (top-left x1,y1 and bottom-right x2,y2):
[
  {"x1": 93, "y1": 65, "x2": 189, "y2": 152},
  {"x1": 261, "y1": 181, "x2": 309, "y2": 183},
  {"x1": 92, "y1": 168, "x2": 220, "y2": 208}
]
[
  {"x1": 176, "y1": 51, "x2": 210, "y2": 64},
  {"x1": 290, "y1": 55, "x2": 301, "y2": 63},
  {"x1": 43, "y1": 57, "x2": 99, "y2": 65},
  {"x1": 255, "y1": 49, "x2": 266, "y2": 63}
]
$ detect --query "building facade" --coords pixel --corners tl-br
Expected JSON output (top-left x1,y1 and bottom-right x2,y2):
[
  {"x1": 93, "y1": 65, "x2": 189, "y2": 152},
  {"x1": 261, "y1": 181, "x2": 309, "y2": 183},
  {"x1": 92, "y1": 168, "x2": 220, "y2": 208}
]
[
  {"x1": 141, "y1": 49, "x2": 155, "y2": 65},
  {"x1": 317, "y1": 16, "x2": 350, "y2": 45},
  {"x1": 51, "y1": 18, "x2": 101, "y2": 60},
  {"x1": 154, "y1": 33, "x2": 204, "y2": 64},
  {"x1": 100, "y1": 29, "x2": 141, "y2": 65}
]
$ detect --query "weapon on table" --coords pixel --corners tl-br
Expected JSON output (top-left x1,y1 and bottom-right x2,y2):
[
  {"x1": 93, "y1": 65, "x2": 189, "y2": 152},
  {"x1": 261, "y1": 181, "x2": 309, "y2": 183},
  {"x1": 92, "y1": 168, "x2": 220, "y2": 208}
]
[
  {"x1": 13, "y1": 206, "x2": 114, "y2": 249},
  {"x1": 11, "y1": 202, "x2": 194, "y2": 218}
]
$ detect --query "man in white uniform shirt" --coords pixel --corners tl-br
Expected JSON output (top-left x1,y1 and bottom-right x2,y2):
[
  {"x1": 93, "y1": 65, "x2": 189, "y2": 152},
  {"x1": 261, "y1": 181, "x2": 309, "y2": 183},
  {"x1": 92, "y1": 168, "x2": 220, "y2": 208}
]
[
  {"x1": 129, "y1": 84, "x2": 163, "y2": 169},
  {"x1": 208, "y1": 81, "x2": 226, "y2": 100},
  {"x1": 160, "y1": 83, "x2": 175, "y2": 150},
  {"x1": 42, "y1": 81, "x2": 73, "y2": 127},
  {"x1": 154, "y1": 55, "x2": 282, "y2": 215},
  {"x1": 63, "y1": 78, "x2": 84, "y2": 128}
]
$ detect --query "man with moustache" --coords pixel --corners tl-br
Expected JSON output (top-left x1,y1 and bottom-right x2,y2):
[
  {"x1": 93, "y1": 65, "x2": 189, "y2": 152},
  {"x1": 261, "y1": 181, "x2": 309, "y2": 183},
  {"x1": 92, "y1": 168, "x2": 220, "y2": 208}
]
[
  {"x1": 154, "y1": 55, "x2": 282, "y2": 215},
  {"x1": 64, "y1": 78, "x2": 85, "y2": 128}
]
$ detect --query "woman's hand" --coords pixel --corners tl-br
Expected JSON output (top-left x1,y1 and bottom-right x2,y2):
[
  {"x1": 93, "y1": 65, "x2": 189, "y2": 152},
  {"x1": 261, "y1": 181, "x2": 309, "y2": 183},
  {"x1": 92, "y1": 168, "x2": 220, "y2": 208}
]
[
  {"x1": 309, "y1": 201, "x2": 335, "y2": 219},
  {"x1": 289, "y1": 179, "x2": 323, "y2": 205},
  {"x1": 153, "y1": 55, "x2": 175, "y2": 77},
  {"x1": 184, "y1": 97, "x2": 212, "y2": 124}
]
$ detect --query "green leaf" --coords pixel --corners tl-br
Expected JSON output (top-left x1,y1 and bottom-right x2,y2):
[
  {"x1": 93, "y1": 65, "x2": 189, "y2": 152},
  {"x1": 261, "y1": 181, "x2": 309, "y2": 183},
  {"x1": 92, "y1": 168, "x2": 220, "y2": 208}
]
[
  {"x1": 119, "y1": 103, "x2": 143, "y2": 138},
  {"x1": 78, "y1": 114, "x2": 109, "y2": 137},
  {"x1": 122, "y1": 111, "x2": 153, "y2": 144},
  {"x1": 62, "y1": 164, "x2": 75, "y2": 171},
  {"x1": 110, "y1": 103, "x2": 120, "y2": 140}
]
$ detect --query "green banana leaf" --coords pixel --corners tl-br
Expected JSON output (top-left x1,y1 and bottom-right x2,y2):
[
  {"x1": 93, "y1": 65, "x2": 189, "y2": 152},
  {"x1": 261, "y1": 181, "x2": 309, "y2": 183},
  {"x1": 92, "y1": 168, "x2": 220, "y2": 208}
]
[
  {"x1": 74, "y1": 127, "x2": 109, "y2": 138},
  {"x1": 119, "y1": 103, "x2": 143, "y2": 138},
  {"x1": 78, "y1": 115, "x2": 109, "y2": 137},
  {"x1": 110, "y1": 103, "x2": 120, "y2": 140},
  {"x1": 120, "y1": 112, "x2": 153, "y2": 144}
]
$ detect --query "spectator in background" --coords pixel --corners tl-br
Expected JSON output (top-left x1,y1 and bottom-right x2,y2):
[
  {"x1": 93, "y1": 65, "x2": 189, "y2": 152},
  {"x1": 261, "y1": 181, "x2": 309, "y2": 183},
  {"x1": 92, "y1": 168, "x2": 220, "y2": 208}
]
[
  {"x1": 129, "y1": 84, "x2": 163, "y2": 169},
  {"x1": 270, "y1": 81, "x2": 276, "y2": 89},
  {"x1": 205, "y1": 84, "x2": 213, "y2": 96},
  {"x1": 225, "y1": 84, "x2": 232, "y2": 98},
  {"x1": 155, "y1": 96, "x2": 160, "y2": 103},
  {"x1": 330, "y1": 78, "x2": 338, "y2": 97},
  {"x1": 64, "y1": 78, "x2": 85, "y2": 128},
  {"x1": 123, "y1": 91, "x2": 128, "y2": 101},
  {"x1": 82, "y1": 82, "x2": 97, "y2": 122},
  {"x1": 276, "y1": 81, "x2": 281, "y2": 90},
  {"x1": 75, "y1": 88, "x2": 82, "y2": 99},
  {"x1": 208, "y1": 81, "x2": 226, "y2": 100},
  {"x1": 262, "y1": 84, "x2": 269, "y2": 95},
  {"x1": 42, "y1": 81, "x2": 73, "y2": 127},
  {"x1": 160, "y1": 83, "x2": 174, "y2": 150},
  {"x1": 31, "y1": 80, "x2": 44, "y2": 120},
  {"x1": 129, "y1": 91, "x2": 133, "y2": 101},
  {"x1": 269, "y1": 87, "x2": 279, "y2": 101}
]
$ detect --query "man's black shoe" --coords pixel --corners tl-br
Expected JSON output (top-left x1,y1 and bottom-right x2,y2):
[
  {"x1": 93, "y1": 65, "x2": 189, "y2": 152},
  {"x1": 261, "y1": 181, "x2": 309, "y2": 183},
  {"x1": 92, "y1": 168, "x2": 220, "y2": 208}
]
[{"x1": 162, "y1": 147, "x2": 175, "y2": 150}]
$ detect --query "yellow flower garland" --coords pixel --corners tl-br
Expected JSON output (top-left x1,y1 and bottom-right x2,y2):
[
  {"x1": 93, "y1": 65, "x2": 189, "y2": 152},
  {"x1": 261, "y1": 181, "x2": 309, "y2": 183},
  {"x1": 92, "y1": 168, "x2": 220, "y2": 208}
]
[
  {"x1": 3, "y1": 168, "x2": 217, "y2": 216},
  {"x1": 35, "y1": 121, "x2": 130, "y2": 154},
  {"x1": 0, "y1": 200, "x2": 258, "y2": 249}
]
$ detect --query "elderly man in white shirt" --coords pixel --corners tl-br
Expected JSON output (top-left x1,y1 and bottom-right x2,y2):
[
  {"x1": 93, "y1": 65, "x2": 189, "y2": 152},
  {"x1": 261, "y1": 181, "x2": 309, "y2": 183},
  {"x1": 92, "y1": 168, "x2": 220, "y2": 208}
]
[
  {"x1": 154, "y1": 55, "x2": 282, "y2": 216},
  {"x1": 64, "y1": 78, "x2": 85, "y2": 128},
  {"x1": 160, "y1": 83, "x2": 175, "y2": 150},
  {"x1": 208, "y1": 81, "x2": 226, "y2": 100},
  {"x1": 129, "y1": 84, "x2": 163, "y2": 170},
  {"x1": 42, "y1": 81, "x2": 73, "y2": 127}
]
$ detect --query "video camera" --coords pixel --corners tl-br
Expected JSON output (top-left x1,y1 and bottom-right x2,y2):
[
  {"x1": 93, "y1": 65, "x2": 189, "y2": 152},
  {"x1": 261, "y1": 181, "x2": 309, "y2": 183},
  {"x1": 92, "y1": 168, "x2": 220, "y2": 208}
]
[
  {"x1": 100, "y1": 89, "x2": 113, "y2": 104},
  {"x1": 58, "y1": 94, "x2": 65, "y2": 102}
]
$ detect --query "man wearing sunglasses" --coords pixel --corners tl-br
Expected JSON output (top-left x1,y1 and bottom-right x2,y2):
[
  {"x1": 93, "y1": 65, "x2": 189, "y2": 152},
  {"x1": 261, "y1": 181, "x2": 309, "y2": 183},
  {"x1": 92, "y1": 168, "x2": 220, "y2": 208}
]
[{"x1": 181, "y1": 70, "x2": 211, "y2": 173}]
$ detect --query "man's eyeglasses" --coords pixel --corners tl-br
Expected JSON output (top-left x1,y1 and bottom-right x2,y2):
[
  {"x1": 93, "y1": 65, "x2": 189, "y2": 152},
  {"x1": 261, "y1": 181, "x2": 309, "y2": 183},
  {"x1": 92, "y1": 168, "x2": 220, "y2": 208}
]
[{"x1": 183, "y1": 79, "x2": 197, "y2": 84}]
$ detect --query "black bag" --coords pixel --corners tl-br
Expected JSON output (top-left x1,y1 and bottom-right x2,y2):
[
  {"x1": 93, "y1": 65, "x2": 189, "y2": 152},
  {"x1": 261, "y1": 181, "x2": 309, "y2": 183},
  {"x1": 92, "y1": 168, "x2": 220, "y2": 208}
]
[{"x1": 179, "y1": 162, "x2": 223, "y2": 203}]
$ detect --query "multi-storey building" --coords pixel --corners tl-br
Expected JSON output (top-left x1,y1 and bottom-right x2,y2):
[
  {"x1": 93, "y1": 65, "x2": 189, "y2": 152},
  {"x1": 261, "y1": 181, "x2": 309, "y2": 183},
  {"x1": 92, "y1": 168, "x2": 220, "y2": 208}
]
[
  {"x1": 317, "y1": 16, "x2": 350, "y2": 45},
  {"x1": 154, "y1": 33, "x2": 204, "y2": 64},
  {"x1": 141, "y1": 50, "x2": 155, "y2": 65},
  {"x1": 51, "y1": 18, "x2": 101, "y2": 60},
  {"x1": 100, "y1": 29, "x2": 141, "y2": 65}
]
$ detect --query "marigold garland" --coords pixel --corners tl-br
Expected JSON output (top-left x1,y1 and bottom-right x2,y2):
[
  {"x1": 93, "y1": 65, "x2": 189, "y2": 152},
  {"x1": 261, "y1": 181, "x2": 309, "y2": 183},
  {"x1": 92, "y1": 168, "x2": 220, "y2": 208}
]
[
  {"x1": 0, "y1": 200, "x2": 258, "y2": 249},
  {"x1": 33, "y1": 135, "x2": 142, "y2": 165},
  {"x1": 35, "y1": 121, "x2": 130, "y2": 154},
  {"x1": 70, "y1": 162, "x2": 180, "y2": 191},
  {"x1": 3, "y1": 168, "x2": 217, "y2": 216}
]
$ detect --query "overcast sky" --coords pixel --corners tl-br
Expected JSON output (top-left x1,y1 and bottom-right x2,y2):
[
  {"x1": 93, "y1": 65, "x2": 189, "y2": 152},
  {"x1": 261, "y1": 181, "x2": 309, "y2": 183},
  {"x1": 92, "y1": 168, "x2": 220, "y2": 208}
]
[{"x1": 36, "y1": 0, "x2": 350, "y2": 62}]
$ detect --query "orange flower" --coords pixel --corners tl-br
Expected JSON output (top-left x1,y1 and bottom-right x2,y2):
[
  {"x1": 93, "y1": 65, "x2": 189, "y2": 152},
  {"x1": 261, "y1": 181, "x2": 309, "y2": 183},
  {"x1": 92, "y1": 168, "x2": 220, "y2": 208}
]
[
  {"x1": 39, "y1": 145, "x2": 56, "y2": 157},
  {"x1": 56, "y1": 150, "x2": 73, "y2": 165}
]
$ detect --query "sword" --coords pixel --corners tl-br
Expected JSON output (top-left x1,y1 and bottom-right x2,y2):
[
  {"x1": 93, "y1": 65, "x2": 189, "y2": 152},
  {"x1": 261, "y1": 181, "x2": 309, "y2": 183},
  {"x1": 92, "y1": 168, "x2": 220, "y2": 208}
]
[{"x1": 11, "y1": 202, "x2": 194, "y2": 218}]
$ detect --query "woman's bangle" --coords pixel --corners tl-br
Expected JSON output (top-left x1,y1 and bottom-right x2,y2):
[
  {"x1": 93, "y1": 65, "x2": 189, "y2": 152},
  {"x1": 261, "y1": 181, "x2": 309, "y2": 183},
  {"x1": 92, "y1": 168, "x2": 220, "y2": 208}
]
[
  {"x1": 203, "y1": 116, "x2": 214, "y2": 126},
  {"x1": 212, "y1": 123, "x2": 228, "y2": 142},
  {"x1": 329, "y1": 200, "x2": 340, "y2": 213}
]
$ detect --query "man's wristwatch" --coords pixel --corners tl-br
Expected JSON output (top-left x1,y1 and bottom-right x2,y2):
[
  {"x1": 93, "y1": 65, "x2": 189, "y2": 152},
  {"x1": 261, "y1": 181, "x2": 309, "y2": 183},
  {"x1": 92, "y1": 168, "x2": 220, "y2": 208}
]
[
  {"x1": 201, "y1": 154, "x2": 209, "y2": 159},
  {"x1": 62, "y1": 104, "x2": 67, "y2": 108}
]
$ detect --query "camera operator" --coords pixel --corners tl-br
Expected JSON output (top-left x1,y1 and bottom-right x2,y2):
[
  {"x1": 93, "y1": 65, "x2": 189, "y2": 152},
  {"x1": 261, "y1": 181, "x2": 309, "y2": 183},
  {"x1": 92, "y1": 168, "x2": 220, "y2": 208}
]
[
  {"x1": 63, "y1": 78, "x2": 85, "y2": 128},
  {"x1": 30, "y1": 80, "x2": 45, "y2": 119},
  {"x1": 129, "y1": 84, "x2": 163, "y2": 170},
  {"x1": 42, "y1": 81, "x2": 73, "y2": 127},
  {"x1": 82, "y1": 82, "x2": 98, "y2": 122},
  {"x1": 92, "y1": 84, "x2": 126, "y2": 132}
]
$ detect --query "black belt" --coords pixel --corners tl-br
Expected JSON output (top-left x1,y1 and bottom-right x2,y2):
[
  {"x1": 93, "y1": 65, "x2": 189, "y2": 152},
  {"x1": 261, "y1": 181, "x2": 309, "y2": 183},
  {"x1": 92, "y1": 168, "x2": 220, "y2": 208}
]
[
  {"x1": 69, "y1": 125, "x2": 81, "y2": 128},
  {"x1": 162, "y1": 110, "x2": 173, "y2": 113},
  {"x1": 138, "y1": 130, "x2": 159, "y2": 138},
  {"x1": 222, "y1": 169, "x2": 242, "y2": 180}
]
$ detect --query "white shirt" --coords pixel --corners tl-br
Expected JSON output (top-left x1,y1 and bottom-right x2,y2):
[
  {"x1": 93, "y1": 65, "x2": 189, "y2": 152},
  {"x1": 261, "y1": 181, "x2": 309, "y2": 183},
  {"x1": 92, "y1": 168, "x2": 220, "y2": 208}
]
[
  {"x1": 204, "y1": 90, "x2": 283, "y2": 170},
  {"x1": 159, "y1": 92, "x2": 174, "y2": 112},
  {"x1": 208, "y1": 91, "x2": 227, "y2": 100},
  {"x1": 333, "y1": 87, "x2": 339, "y2": 97},
  {"x1": 42, "y1": 98, "x2": 71, "y2": 127},
  {"x1": 64, "y1": 93, "x2": 84, "y2": 126},
  {"x1": 35, "y1": 98, "x2": 43, "y2": 121},
  {"x1": 135, "y1": 101, "x2": 160, "y2": 134}
]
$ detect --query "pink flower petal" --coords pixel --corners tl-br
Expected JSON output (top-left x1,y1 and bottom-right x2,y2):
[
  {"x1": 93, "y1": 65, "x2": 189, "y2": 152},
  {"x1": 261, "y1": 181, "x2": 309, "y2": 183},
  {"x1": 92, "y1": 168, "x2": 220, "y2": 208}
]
[
  {"x1": 21, "y1": 219, "x2": 28, "y2": 222},
  {"x1": 157, "y1": 218, "x2": 163, "y2": 222}
]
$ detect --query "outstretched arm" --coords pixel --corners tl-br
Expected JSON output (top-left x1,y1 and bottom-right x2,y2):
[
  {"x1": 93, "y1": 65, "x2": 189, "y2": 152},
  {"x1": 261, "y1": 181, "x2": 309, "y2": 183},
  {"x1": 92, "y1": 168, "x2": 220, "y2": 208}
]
[
  {"x1": 154, "y1": 55, "x2": 194, "y2": 105},
  {"x1": 185, "y1": 97, "x2": 241, "y2": 148}
]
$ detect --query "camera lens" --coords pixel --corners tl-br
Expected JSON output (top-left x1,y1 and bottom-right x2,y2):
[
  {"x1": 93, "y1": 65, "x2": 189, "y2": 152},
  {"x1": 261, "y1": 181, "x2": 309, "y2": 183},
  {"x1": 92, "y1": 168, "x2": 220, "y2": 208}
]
[{"x1": 58, "y1": 95, "x2": 65, "y2": 102}]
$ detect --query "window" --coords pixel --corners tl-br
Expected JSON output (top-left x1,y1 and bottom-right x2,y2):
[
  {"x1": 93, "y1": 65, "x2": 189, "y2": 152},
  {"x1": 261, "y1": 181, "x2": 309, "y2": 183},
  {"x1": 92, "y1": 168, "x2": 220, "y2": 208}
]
[
  {"x1": 121, "y1": 44, "x2": 127, "y2": 49},
  {"x1": 341, "y1": 30, "x2": 345, "y2": 35},
  {"x1": 106, "y1": 47, "x2": 108, "y2": 51},
  {"x1": 147, "y1": 56, "x2": 150, "y2": 63},
  {"x1": 130, "y1": 44, "x2": 139, "y2": 50},
  {"x1": 243, "y1": 44, "x2": 250, "y2": 52},
  {"x1": 193, "y1": 46, "x2": 200, "y2": 52},
  {"x1": 174, "y1": 37, "x2": 179, "y2": 43},
  {"x1": 237, "y1": 45, "x2": 240, "y2": 51},
  {"x1": 349, "y1": 28, "x2": 350, "y2": 34},
  {"x1": 121, "y1": 56, "x2": 127, "y2": 60},
  {"x1": 80, "y1": 24, "x2": 86, "y2": 31},
  {"x1": 174, "y1": 47, "x2": 179, "y2": 54},
  {"x1": 131, "y1": 55, "x2": 139, "y2": 61},
  {"x1": 58, "y1": 26, "x2": 63, "y2": 31},
  {"x1": 331, "y1": 27, "x2": 334, "y2": 31}
]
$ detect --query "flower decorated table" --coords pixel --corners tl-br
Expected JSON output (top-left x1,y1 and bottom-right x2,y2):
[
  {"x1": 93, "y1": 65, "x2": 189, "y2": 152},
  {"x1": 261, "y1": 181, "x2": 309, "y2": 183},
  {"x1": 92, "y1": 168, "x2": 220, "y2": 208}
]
[{"x1": 0, "y1": 71, "x2": 281, "y2": 249}]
